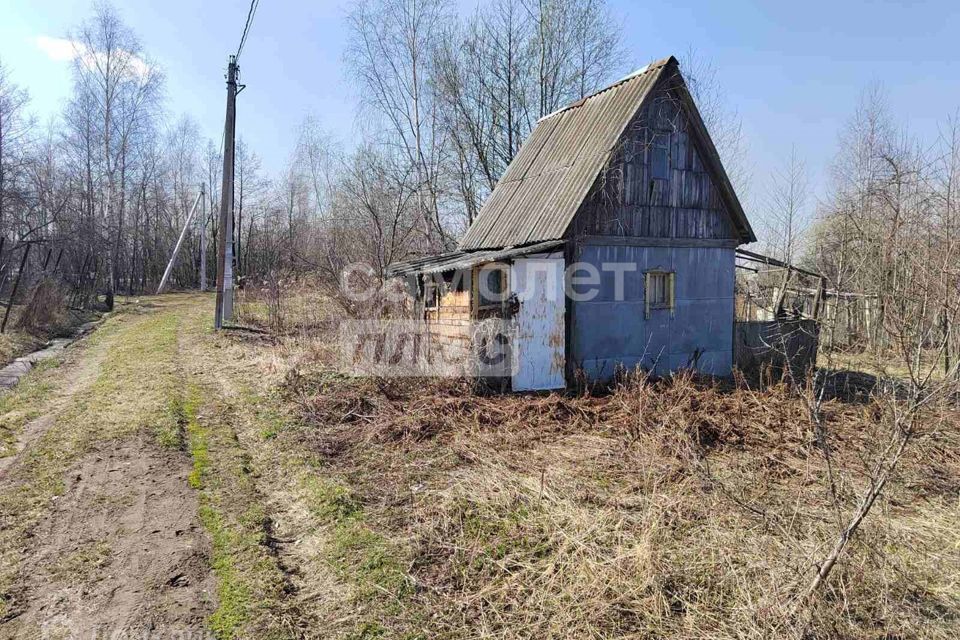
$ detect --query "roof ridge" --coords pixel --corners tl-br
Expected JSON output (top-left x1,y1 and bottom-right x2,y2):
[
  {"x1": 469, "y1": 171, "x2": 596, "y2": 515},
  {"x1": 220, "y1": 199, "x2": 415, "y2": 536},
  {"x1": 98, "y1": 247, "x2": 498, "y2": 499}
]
[{"x1": 536, "y1": 55, "x2": 676, "y2": 123}]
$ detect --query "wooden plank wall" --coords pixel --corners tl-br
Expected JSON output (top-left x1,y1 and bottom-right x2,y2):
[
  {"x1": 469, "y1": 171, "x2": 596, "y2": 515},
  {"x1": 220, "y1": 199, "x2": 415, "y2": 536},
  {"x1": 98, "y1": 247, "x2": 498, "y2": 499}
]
[
  {"x1": 572, "y1": 88, "x2": 737, "y2": 240},
  {"x1": 425, "y1": 285, "x2": 472, "y2": 359}
]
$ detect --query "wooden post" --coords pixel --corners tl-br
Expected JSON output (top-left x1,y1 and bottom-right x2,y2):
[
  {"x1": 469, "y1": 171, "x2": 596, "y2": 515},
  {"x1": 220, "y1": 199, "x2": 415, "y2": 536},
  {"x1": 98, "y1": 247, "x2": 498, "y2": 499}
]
[
  {"x1": 1, "y1": 244, "x2": 31, "y2": 334},
  {"x1": 812, "y1": 276, "x2": 826, "y2": 320},
  {"x1": 772, "y1": 266, "x2": 792, "y2": 318},
  {"x1": 215, "y1": 56, "x2": 238, "y2": 329}
]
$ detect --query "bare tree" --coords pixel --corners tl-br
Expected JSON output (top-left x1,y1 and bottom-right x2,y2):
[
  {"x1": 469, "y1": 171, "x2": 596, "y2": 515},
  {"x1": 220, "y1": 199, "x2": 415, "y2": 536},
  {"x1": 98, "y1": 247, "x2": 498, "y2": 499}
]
[
  {"x1": 0, "y1": 59, "x2": 32, "y2": 241},
  {"x1": 346, "y1": 0, "x2": 451, "y2": 249},
  {"x1": 432, "y1": 0, "x2": 624, "y2": 232},
  {"x1": 235, "y1": 139, "x2": 269, "y2": 278},
  {"x1": 764, "y1": 146, "x2": 810, "y2": 264},
  {"x1": 68, "y1": 1, "x2": 164, "y2": 300},
  {"x1": 796, "y1": 85, "x2": 960, "y2": 611}
]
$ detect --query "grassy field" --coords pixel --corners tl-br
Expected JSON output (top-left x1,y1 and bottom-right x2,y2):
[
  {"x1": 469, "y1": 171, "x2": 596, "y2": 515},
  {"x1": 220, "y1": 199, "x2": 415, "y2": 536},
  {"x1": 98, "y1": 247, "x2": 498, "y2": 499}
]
[{"x1": 0, "y1": 292, "x2": 957, "y2": 638}]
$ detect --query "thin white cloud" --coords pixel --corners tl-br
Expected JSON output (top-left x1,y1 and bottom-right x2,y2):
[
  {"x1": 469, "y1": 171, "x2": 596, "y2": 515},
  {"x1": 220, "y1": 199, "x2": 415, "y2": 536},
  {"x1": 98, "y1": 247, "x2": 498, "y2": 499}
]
[
  {"x1": 34, "y1": 36, "x2": 79, "y2": 62},
  {"x1": 33, "y1": 34, "x2": 152, "y2": 80}
]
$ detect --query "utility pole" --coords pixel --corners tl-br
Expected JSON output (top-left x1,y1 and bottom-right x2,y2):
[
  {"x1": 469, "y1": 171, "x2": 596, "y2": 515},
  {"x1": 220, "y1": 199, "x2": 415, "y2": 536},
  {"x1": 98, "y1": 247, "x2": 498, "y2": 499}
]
[
  {"x1": 157, "y1": 189, "x2": 204, "y2": 294},
  {"x1": 199, "y1": 182, "x2": 207, "y2": 292},
  {"x1": 215, "y1": 56, "x2": 238, "y2": 329}
]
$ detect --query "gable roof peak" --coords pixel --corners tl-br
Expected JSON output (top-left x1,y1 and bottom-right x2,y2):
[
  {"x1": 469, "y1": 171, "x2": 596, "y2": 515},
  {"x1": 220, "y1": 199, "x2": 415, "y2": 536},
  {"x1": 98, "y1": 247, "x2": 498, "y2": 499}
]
[
  {"x1": 459, "y1": 55, "x2": 756, "y2": 251},
  {"x1": 537, "y1": 56, "x2": 678, "y2": 124}
]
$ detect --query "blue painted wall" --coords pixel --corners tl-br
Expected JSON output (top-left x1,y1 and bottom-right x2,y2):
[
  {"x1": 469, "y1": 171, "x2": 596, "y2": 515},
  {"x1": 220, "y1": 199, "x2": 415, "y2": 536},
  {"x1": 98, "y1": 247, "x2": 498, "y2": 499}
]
[{"x1": 570, "y1": 244, "x2": 735, "y2": 379}]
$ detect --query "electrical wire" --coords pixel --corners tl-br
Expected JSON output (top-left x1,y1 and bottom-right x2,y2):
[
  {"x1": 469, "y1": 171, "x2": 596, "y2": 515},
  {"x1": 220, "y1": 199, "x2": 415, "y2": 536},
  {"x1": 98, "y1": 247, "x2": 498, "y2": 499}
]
[{"x1": 235, "y1": 0, "x2": 261, "y2": 61}]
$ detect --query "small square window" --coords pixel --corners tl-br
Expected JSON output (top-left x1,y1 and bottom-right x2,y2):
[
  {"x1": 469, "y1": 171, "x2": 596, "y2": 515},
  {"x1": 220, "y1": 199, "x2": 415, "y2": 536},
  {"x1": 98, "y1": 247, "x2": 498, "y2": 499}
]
[
  {"x1": 645, "y1": 271, "x2": 674, "y2": 318},
  {"x1": 477, "y1": 266, "x2": 507, "y2": 306}
]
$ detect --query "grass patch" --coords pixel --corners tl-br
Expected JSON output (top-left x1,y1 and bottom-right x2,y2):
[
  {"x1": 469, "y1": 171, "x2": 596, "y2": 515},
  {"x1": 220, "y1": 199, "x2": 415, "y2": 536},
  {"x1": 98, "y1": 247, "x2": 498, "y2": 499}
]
[
  {"x1": 50, "y1": 540, "x2": 112, "y2": 583},
  {"x1": 301, "y1": 474, "x2": 410, "y2": 603},
  {"x1": 0, "y1": 330, "x2": 42, "y2": 368},
  {"x1": 239, "y1": 380, "x2": 413, "y2": 627},
  {"x1": 0, "y1": 359, "x2": 61, "y2": 457},
  {"x1": 158, "y1": 394, "x2": 188, "y2": 450},
  {"x1": 183, "y1": 381, "x2": 293, "y2": 639}
]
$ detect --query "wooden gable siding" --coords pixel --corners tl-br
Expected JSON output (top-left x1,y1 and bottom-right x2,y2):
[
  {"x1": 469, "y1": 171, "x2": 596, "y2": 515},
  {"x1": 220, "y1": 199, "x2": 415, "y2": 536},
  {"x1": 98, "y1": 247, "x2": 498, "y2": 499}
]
[{"x1": 571, "y1": 87, "x2": 737, "y2": 240}]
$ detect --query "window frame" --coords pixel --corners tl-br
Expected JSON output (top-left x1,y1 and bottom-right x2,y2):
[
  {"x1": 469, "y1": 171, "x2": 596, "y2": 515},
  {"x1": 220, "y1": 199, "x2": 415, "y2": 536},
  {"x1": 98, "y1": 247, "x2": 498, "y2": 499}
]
[
  {"x1": 644, "y1": 270, "x2": 675, "y2": 319},
  {"x1": 474, "y1": 263, "x2": 509, "y2": 310},
  {"x1": 649, "y1": 131, "x2": 671, "y2": 181},
  {"x1": 422, "y1": 276, "x2": 440, "y2": 310}
]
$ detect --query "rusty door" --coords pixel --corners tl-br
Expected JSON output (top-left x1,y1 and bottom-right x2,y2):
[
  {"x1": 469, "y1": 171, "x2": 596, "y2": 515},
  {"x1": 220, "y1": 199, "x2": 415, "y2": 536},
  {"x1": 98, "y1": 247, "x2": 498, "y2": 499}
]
[{"x1": 510, "y1": 256, "x2": 566, "y2": 390}]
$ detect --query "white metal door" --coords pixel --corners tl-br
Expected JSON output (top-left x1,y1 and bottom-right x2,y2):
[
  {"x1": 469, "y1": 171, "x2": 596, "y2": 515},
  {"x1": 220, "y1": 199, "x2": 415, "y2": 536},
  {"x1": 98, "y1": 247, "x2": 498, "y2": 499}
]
[{"x1": 511, "y1": 256, "x2": 566, "y2": 391}]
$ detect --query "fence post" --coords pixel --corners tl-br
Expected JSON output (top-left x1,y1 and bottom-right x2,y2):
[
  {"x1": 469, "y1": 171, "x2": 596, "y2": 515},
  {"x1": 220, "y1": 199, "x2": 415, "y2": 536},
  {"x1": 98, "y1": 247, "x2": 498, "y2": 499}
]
[{"x1": 1, "y1": 244, "x2": 32, "y2": 334}]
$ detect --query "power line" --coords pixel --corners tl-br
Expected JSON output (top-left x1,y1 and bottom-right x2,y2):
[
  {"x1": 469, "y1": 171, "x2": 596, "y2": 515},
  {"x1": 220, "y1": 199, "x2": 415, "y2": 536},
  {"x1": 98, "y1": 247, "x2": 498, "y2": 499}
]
[{"x1": 235, "y1": 0, "x2": 261, "y2": 61}]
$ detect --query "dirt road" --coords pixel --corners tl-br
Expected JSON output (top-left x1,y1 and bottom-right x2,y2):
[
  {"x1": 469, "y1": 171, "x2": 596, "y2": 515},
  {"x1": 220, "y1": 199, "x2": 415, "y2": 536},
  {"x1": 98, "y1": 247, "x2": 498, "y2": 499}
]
[{"x1": 0, "y1": 297, "x2": 224, "y2": 639}]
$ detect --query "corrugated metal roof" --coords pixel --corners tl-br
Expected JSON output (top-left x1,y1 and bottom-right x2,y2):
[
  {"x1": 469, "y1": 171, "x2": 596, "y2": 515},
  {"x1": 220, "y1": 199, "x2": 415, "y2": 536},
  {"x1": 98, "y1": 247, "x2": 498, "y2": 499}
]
[
  {"x1": 458, "y1": 55, "x2": 756, "y2": 251},
  {"x1": 386, "y1": 240, "x2": 565, "y2": 277},
  {"x1": 459, "y1": 57, "x2": 673, "y2": 251}
]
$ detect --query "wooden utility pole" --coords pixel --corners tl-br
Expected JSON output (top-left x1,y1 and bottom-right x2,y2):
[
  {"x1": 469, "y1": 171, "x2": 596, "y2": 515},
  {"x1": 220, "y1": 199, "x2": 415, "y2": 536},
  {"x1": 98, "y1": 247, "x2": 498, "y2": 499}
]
[
  {"x1": 215, "y1": 57, "x2": 238, "y2": 329},
  {"x1": 200, "y1": 182, "x2": 208, "y2": 292}
]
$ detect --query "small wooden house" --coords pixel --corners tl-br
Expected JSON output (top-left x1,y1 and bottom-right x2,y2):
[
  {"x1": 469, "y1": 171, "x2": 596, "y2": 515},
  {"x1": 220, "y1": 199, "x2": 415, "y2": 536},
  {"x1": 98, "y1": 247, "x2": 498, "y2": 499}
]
[{"x1": 388, "y1": 56, "x2": 756, "y2": 390}]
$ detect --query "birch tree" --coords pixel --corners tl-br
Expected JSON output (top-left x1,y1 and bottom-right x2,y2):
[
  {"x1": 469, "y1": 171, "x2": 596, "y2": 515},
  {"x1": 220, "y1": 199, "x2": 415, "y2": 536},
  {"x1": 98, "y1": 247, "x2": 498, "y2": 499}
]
[
  {"x1": 68, "y1": 1, "x2": 164, "y2": 299},
  {"x1": 0, "y1": 59, "x2": 32, "y2": 241},
  {"x1": 346, "y1": 0, "x2": 451, "y2": 250}
]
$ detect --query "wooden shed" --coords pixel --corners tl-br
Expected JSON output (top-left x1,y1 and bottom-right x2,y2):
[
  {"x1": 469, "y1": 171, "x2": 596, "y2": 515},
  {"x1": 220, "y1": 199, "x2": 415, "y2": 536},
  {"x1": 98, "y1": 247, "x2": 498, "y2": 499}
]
[{"x1": 388, "y1": 56, "x2": 756, "y2": 390}]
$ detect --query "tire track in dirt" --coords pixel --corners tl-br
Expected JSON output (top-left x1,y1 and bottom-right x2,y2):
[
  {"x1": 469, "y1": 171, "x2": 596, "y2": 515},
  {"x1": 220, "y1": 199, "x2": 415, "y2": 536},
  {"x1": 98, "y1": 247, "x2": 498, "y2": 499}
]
[
  {"x1": 176, "y1": 304, "x2": 331, "y2": 635},
  {"x1": 0, "y1": 300, "x2": 218, "y2": 638},
  {"x1": 3, "y1": 436, "x2": 215, "y2": 639},
  {"x1": 0, "y1": 333, "x2": 106, "y2": 479}
]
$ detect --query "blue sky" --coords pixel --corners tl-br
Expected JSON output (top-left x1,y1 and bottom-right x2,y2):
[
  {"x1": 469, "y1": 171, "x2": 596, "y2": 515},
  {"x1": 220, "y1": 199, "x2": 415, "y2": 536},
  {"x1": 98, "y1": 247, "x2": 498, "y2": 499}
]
[{"x1": 1, "y1": 0, "x2": 958, "y2": 210}]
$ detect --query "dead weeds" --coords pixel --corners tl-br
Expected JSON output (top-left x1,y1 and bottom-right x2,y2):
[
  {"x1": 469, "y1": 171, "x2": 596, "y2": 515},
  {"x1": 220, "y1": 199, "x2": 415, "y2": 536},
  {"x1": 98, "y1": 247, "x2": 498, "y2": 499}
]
[{"x1": 278, "y1": 369, "x2": 960, "y2": 639}]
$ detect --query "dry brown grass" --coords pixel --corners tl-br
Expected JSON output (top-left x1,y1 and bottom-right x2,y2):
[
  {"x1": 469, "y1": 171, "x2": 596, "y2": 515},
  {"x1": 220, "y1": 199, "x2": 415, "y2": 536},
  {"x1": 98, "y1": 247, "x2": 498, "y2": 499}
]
[
  {"x1": 0, "y1": 331, "x2": 43, "y2": 368},
  {"x1": 0, "y1": 279, "x2": 98, "y2": 369},
  {"x1": 276, "y1": 369, "x2": 960, "y2": 639},
  {"x1": 13, "y1": 278, "x2": 71, "y2": 334},
  {"x1": 235, "y1": 274, "x2": 342, "y2": 337},
  {"x1": 192, "y1": 285, "x2": 960, "y2": 637}
]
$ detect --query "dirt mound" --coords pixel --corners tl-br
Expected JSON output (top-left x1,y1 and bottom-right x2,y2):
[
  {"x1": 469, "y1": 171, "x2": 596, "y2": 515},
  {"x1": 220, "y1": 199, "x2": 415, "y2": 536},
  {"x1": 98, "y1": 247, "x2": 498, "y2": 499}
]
[{"x1": 2, "y1": 436, "x2": 215, "y2": 638}]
